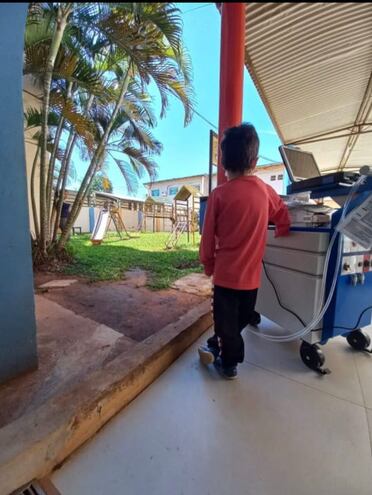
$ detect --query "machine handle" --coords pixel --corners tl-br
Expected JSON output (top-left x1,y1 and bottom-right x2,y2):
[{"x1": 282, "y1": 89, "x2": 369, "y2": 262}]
[{"x1": 360, "y1": 166, "x2": 372, "y2": 176}]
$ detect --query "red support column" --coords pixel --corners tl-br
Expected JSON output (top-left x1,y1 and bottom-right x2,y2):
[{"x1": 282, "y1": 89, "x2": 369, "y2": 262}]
[{"x1": 217, "y1": 3, "x2": 245, "y2": 185}]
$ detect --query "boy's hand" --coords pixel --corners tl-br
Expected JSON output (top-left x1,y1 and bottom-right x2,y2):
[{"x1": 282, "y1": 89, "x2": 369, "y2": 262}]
[
  {"x1": 204, "y1": 267, "x2": 214, "y2": 277},
  {"x1": 275, "y1": 223, "x2": 291, "y2": 237}
]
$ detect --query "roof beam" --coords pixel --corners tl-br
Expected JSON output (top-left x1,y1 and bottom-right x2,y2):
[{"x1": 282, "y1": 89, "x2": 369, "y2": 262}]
[
  {"x1": 337, "y1": 71, "x2": 372, "y2": 170},
  {"x1": 290, "y1": 123, "x2": 372, "y2": 145}
]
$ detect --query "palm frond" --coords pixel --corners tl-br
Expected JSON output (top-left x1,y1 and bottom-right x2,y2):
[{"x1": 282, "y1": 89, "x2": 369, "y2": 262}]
[
  {"x1": 111, "y1": 156, "x2": 139, "y2": 195},
  {"x1": 167, "y1": 42, "x2": 193, "y2": 86},
  {"x1": 136, "y1": 57, "x2": 194, "y2": 124},
  {"x1": 88, "y1": 103, "x2": 115, "y2": 139},
  {"x1": 50, "y1": 92, "x2": 96, "y2": 151},
  {"x1": 118, "y1": 120, "x2": 162, "y2": 154},
  {"x1": 124, "y1": 83, "x2": 157, "y2": 127},
  {"x1": 24, "y1": 107, "x2": 60, "y2": 129},
  {"x1": 120, "y1": 145, "x2": 158, "y2": 182},
  {"x1": 53, "y1": 53, "x2": 105, "y2": 96},
  {"x1": 141, "y1": 3, "x2": 183, "y2": 55},
  {"x1": 23, "y1": 42, "x2": 49, "y2": 75}
]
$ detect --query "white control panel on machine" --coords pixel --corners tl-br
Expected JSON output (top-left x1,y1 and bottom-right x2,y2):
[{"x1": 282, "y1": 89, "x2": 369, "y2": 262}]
[{"x1": 341, "y1": 237, "x2": 372, "y2": 276}]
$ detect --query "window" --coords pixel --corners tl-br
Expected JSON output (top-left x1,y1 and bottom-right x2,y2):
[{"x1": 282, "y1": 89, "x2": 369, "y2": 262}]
[
  {"x1": 168, "y1": 186, "x2": 178, "y2": 196},
  {"x1": 278, "y1": 174, "x2": 283, "y2": 180},
  {"x1": 190, "y1": 184, "x2": 201, "y2": 191},
  {"x1": 270, "y1": 175, "x2": 276, "y2": 181},
  {"x1": 151, "y1": 189, "x2": 160, "y2": 197}
]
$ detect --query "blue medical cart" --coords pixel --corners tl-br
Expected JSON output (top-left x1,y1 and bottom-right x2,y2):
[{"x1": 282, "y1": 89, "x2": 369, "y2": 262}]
[
  {"x1": 293, "y1": 177, "x2": 372, "y2": 373},
  {"x1": 259, "y1": 177, "x2": 372, "y2": 374}
]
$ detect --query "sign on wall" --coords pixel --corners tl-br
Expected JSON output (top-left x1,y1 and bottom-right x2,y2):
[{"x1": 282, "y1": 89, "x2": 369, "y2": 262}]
[
  {"x1": 208, "y1": 130, "x2": 218, "y2": 194},
  {"x1": 210, "y1": 130, "x2": 218, "y2": 167}
]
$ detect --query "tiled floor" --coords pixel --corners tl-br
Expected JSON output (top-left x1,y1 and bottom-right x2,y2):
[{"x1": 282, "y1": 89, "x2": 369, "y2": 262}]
[{"x1": 52, "y1": 320, "x2": 372, "y2": 495}]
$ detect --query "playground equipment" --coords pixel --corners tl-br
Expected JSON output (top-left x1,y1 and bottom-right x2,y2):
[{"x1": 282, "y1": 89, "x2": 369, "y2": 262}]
[
  {"x1": 91, "y1": 202, "x2": 130, "y2": 245},
  {"x1": 143, "y1": 196, "x2": 174, "y2": 233},
  {"x1": 165, "y1": 185, "x2": 200, "y2": 249}
]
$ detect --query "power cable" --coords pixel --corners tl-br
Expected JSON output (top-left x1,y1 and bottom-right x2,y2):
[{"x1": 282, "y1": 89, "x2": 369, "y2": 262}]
[
  {"x1": 192, "y1": 110, "x2": 280, "y2": 164},
  {"x1": 193, "y1": 109, "x2": 218, "y2": 130},
  {"x1": 183, "y1": 3, "x2": 214, "y2": 15},
  {"x1": 262, "y1": 261, "x2": 306, "y2": 327}
]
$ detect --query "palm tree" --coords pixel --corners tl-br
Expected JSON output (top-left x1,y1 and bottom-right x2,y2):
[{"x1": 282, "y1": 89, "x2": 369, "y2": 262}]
[
  {"x1": 25, "y1": 3, "x2": 194, "y2": 259},
  {"x1": 27, "y1": 3, "x2": 73, "y2": 254},
  {"x1": 25, "y1": 3, "x2": 106, "y2": 247}
]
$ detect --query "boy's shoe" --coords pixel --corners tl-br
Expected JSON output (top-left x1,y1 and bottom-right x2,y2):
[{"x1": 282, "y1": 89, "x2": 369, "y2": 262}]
[
  {"x1": 198, "y1": 345, "x2": 219, "y2": 366},
  {"x1": 248, "y1": 311, "x2": 261, "y2": 327},
  {"x1": 213, "y1": 357, "x2": 238, "y2": 380}
]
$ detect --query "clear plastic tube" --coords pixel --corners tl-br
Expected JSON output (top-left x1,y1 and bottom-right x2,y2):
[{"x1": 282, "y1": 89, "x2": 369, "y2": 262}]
[{"x1": 246, "y1": 175, "x2": 366, "y2": 342}]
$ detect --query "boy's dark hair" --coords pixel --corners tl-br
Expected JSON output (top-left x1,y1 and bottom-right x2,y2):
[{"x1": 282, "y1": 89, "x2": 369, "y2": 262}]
[{"x1": 221, "y1": 123, "x2": 259, "y2": 173}]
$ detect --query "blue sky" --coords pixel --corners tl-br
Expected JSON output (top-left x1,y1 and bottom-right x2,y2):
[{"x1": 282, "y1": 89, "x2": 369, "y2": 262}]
[{"x1": 74, "y1": 2, "x2": 282, "y2": 198}]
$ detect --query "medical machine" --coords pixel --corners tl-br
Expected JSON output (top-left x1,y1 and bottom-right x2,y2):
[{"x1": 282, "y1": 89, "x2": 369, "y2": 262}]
[{"x1": 256, "y1": 146, "x2": 372, "y2": 374}]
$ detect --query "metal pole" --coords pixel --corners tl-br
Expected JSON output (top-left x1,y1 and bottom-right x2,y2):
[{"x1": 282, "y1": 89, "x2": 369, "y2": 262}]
[
  {"x1": 209, "y1": 130, "x2": 213, "y2": 194},
  {"x1": 217, "y1": 2, "x2": 245, "y2": 186}
]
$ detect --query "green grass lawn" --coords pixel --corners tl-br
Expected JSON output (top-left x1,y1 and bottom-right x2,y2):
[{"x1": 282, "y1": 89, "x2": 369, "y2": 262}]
[{"x1": 65, "y1": 232, "x2": 203, "y2": 289}]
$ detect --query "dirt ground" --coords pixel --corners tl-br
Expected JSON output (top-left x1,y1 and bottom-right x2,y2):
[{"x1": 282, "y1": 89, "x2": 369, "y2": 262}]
[
  {"x1": 34, "y1": 269, "x2": 207, "y2": 342},
  {"x1": 0, "y1": 270, "x2": 208, "y2": 429}
]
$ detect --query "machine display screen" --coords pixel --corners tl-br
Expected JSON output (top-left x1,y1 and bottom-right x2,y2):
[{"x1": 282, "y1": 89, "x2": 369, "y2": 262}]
[{"x1": 280, "y1": 146, "x2": 321, "y2": 182}]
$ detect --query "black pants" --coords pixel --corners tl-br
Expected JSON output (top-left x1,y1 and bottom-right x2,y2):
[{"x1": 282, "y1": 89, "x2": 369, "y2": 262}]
[{"x1": 207, "y1": 285, "x2": 258, "y2": 368}]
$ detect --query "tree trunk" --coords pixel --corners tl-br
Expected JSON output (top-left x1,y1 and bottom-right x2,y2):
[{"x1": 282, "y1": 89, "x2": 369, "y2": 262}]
[
  {"x1": 39, "y1": 4, "x2": 72, "y2": 255},
  {"x1": 57, "y1": 67, "x2": 132, "y2": 250},
  {"x1": 46, "y1": 81, "x2": 73, "y2": 228},
  {"x1": 52, "y1": 130, "x2": 76, "y2": 242},
  {"x1": 52, "y1": 94, "x2": 95, "y2": 243},
  {"x1": 30, "y1": 145, "x2": 40, "y2": 239},
  {"x1": 47, "y1": 115, "x2": 65, "y2": 233}
]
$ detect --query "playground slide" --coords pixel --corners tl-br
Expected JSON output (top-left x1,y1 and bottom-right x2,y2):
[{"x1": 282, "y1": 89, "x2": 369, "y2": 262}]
[{"x1": 91, "y1": 209, "x2": 110, "y2": 242}]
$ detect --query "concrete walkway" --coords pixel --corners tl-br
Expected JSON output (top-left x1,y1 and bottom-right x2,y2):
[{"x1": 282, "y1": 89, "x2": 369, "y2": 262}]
[
  {"x1": 0, "y1": 296, "x2": 130, "y2": 428},
  {"x1": 52, "y1": 321, "x2": 372, "y2": 495}
]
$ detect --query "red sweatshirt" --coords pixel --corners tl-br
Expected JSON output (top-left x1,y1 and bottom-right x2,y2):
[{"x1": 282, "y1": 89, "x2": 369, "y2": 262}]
[{"x1": 199, "y1": 175, "x2": 290, "y2": 290}]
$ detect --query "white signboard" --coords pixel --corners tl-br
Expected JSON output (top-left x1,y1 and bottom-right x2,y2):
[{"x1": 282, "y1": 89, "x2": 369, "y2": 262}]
[{"x1": 337, "y1": 195, "x2": 372, "y2": 249}]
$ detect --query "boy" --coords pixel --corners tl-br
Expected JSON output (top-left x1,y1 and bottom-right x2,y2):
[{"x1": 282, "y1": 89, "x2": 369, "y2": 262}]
[{"x1": 198, "y1": 123, "x2": 290, "y2": 379}]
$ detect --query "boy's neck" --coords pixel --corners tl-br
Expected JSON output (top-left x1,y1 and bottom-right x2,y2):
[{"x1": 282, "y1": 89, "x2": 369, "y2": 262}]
[{"x1": 226, "y1": 169, "x2": 255, "y2": 181}]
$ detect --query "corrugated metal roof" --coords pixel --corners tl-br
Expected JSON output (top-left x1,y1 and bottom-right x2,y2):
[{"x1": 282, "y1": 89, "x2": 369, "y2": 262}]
[
  {"x1": 244, "y1": 2, "x2": 372, "y2": 172},
  {"x1": 94, "y1": 191, "x2": 144, "y2": 203},
  {"x1": 143, "y1": 173, "x2": 209, "y2": 186},
  {"x1": 144, "y1": 196, "x2": 172, "y2": 206}
]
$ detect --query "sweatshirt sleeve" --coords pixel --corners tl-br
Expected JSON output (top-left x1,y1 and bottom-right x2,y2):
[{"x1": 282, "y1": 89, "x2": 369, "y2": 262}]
[
  {"x1": 266, "y1": 185, "x2": 291, "y2": 237},
  {"x1": 199, "y1": 191, "x2": 217, "y2": 276}
]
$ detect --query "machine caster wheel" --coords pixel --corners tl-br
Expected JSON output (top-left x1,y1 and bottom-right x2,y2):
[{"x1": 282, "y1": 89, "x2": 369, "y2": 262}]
[
  {"x1": 346, "y1": 330, "x2": 371, "y2": 352},
  {"x1": 300, "y1": 342, "x2": 331, "y2": 375}
]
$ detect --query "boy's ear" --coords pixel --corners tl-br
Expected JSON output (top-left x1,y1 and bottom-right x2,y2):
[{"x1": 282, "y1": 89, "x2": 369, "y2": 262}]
[{"x1": 251, "y1": 157, "x2": 258, "y2": 171}]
